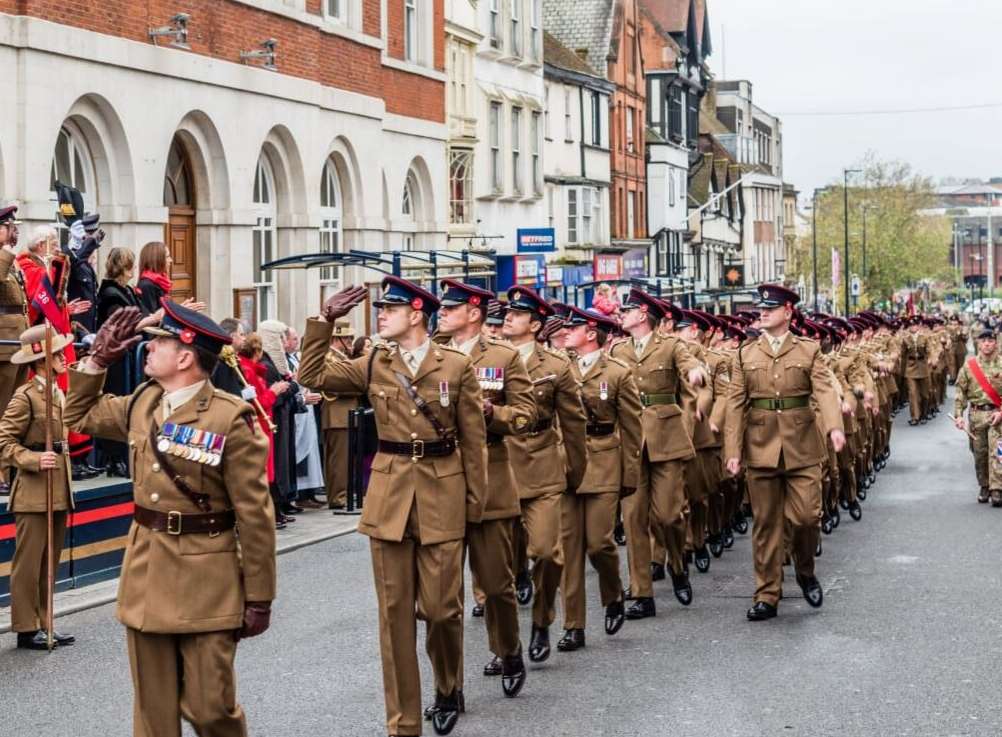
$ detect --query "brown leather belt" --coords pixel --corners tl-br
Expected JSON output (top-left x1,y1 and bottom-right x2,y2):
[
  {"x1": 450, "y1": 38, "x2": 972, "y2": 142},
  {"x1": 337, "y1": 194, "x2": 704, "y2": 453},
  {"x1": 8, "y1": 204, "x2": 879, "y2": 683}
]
[
  {"x1": 528, "y1": 417, "x2": 553, "y2": 434},
  {"x1": 134, "y1": 505, "x2": 236, "y2": 536},
  {"x1": 0, "y1": 304, "x2": 26, "y2": 315},
  {"x1": 586, "y1": 422, "x2": 615, "y2": 437},
  {"x1": 972, "y1": 403, "x2": 997, "y2": 412},
  {"x1": 378, "y1": 438, "x2": 456, "y2": 458}
]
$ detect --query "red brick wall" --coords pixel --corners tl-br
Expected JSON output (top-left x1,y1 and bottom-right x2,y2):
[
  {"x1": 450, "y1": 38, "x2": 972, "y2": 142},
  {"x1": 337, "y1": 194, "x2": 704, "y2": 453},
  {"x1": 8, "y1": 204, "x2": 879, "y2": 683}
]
[
  {"x1": 608, "y1": 0, "x2": 646, "y2": 239},
  {"x1": 0, "y1": 0, "x2": 444, "y2": 122}
]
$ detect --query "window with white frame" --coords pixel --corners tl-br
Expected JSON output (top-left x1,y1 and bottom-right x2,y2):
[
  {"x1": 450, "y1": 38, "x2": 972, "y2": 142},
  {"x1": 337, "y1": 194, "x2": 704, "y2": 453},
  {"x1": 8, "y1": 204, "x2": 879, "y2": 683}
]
[
  {"x1": 325, "y1": 0, "x2": 345, "y2": 23},
  {"x1": 510, "y1": 0, "x2": 521, "y2": 56},
  {"x1": 449, "y1": 148, "x2": 473, "y2": 224},
  {"x1": 404, "y1": 0, "x2": 417, "y2": 62},
  {"x1": 668, "y1": 169, "x2": 676, "y2": 207},
  {"x1": 490, "y1": 101, "x2": 503, "y2": 192},
  {"x1": 402, "y1": 170, "x2": 418, "y2": 251},
  {"x1": 564, "y1": 88, "x2": 573, "y2": 141},
  {"x1": 319, "y1": 159, "x2": 343, "y2": 302},
  {"x1": 544, "y1": 85, "x2": 551, "y2": 139},
  {"x1": 567, "y1": 189, "x2": 578, "y2": 243},
  {"x1": 252, "y1": 156, "x2": 278, "y2": 321},
  {"x1": 530, "y1": 0, "x2": 541, "y2": 61},
  {"x1": 626, "y1": 106, "x2": 635, "y2": 153},
  {"x1": 531, "y1": 111, "x2": 541, "y2": 195},
  {"x1": 489, "y1": 0, "x2": 501, "y2": 48},
  {"x1": 511, "y1": 106, "x2": 522, "y2": 194},
  {"x1": 582, "y1": 188, "x2": 592, "y2": 243}
]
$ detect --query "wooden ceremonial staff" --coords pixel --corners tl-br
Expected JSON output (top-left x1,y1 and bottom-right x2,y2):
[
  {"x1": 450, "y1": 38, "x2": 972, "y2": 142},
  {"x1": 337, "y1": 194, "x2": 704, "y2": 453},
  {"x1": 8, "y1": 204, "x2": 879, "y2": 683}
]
[
  {"x1": 43, "y1": 321, "x2": 55, "y2": 652},
  {"x1": 219, "y1": 345, "x2": 277, "y2": 433},
  {"x1": 947, "y1": 414, "x2": 979, "y2": 442}
]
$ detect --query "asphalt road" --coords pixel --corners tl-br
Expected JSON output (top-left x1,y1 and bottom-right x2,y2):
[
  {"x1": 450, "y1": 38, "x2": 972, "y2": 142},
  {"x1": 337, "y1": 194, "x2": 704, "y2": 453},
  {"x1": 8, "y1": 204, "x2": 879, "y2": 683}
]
[{"x1": 3, "y1": 398, "x2": 1001, "y2": 737}]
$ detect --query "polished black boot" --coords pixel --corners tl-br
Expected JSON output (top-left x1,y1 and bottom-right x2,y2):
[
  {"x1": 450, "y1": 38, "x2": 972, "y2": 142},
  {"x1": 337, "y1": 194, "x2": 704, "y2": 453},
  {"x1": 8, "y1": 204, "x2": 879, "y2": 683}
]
[
  {"x1": 49, "y1": 631, "x2": 75, "y2": 646},
  {"x1": 16, "y1": 630, "x2": 50, "y2": 650},
  {"x1": 732, "y1": 512, "x2": 749, "y2": 535},
  {"x1": 693, "y1": 545, "x2": 711, "y2": 573},
  {"x1": 501, "y1": 651, "x2": 526, "y2": 698},
  {"x1": 556, "y1": 628, "x2": 585, "y2": 652},
  {"x1": 796, "y1": 574, "x2": 824, "y2": 608},
  {"x1": 650, "y1": 561, "x2": 666, "y2": 581},
  {"x1": 669, "y1": 566, "x2": 693, "y2": 606},
  {"x1": 471, "y1": 603, "x2": 484, "y2": 617},
  {"x1": 707, "y1": 533, "x2": 724, "y2": 558},
  {"x1": 424, "y1": 691, "x2": 464, "y2": 721},
  {"x1": 604, "y1": 599, "x2": 625, "y2": 634},
  {"x1": 528, "y1": 625, "x2": 550, "y2": 662},
  {"x1": 515, "y1": 569, "x2": 533, "y2": 606},
  {"x1": 483, "y1": 654, "x2": 502, "y2": 676},
  {"x1": 848, "y1": 500, "x2": 862, "y2": 521},
  {"x1": 721, "y1": 526, "x2": 735, "y2": 549},
  {"x1": 625, "y1": 596, "x2": 655, "y2": 620},
  {"x1": 431, "y1": 691, "x2": 461, "y2": 735},
  {"x1": 746, "y1": 601, "x2": 778, "y2": 621}
]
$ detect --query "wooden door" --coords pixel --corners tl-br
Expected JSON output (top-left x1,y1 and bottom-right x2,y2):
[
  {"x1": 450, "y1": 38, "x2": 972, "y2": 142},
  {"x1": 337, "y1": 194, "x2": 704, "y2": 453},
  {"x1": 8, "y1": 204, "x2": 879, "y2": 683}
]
[{"x1": 166, "y1": 207, "x2": 196, "y2": 302}]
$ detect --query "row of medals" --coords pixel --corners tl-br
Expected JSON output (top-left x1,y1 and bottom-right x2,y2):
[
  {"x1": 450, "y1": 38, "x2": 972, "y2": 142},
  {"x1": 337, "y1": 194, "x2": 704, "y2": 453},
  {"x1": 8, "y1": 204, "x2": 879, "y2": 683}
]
[{"x1": 156, "y1": 435, "x2": 223, "y2": 467}]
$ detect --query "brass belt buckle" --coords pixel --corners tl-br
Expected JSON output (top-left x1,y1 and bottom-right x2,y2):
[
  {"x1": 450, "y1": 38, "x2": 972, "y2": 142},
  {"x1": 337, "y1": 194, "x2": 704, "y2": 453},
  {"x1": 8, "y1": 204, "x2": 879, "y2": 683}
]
[
  {"x1": 166, "y1": 510, "x2": 183, "y2": 535},
  {"x1": 411, "y1": 439, "x2": 425, "y2": 460}
]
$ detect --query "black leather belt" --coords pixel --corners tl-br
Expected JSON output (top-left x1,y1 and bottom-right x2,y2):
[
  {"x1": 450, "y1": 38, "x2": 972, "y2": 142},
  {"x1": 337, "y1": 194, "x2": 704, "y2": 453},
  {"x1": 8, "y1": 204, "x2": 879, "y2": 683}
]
[
  {"x1": 26, "y1": 442, "x2": 64, "y2": 453},
  {"x1": 586, "y1": 423, "x2": 615, "y2": 437},
  {"x1": 134, "y1": 505, "x2": 236, "y2": 536},
  {"x1": 378, "y1": 438, "x2": 456, "y2": 458},
  {"x1": 0, "y1": 304, "x2": 26, "y2": 315},
  {"x1": 486, "y1": 432, "x2": 504, "y2": 446},
  {"x1": 972, "y1": 403, "x2": 997, "y2": 412},
  {"x1": 528, "y1": 417, "x2": 553, "y2": 434}
]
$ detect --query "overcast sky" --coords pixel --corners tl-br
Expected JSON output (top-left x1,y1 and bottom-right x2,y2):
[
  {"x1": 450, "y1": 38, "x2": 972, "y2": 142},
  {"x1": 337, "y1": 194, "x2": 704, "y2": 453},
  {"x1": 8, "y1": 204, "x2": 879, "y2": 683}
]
[{"x1": 710, "y1": 0, "x2": 1002, "y2": 199}]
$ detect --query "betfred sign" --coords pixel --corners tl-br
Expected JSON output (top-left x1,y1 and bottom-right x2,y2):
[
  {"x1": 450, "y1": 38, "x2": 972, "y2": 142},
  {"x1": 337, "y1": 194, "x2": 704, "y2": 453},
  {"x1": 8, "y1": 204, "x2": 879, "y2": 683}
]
[{"x1": 593, "y1": 254, "x2": 622, "y2": 281}]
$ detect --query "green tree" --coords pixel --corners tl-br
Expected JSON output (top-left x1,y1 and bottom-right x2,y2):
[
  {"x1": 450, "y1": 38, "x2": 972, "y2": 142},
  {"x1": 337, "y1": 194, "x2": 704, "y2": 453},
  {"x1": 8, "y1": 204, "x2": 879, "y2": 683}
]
[{"x1": 791, "y1": 154, "x2": 950, "y2": 312}]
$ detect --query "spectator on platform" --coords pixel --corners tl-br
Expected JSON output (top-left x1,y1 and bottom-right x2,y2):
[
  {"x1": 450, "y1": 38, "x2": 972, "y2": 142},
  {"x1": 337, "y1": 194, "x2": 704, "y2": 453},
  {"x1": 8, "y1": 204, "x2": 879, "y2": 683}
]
[
  {"x1": 135, "y1": 241, "x2": 173, "y2": 314},
  {"x1": 592, "y1": 282, "x2": 621, "y2": 317},
  {"x1": 65, "y1": 213, "x2": 105, "y2": 335},
  {"x1": 259, "y1": 320, "x2": 301, "y2": 517}
]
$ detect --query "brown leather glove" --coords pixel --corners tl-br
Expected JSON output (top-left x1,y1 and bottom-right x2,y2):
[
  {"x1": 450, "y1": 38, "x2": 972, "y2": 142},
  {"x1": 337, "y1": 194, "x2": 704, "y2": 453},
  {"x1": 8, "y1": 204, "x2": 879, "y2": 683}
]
[
  {"x1": 321, "y1": 285, "x2": 369, "y2": 323},
  {"x1": 89, "y1": 307, "x2": 144, "y2": 368},
  {"x1": 537, "y1": 316, "x2": 566, "y2": 345},
  {"x1": 235, "y1": 601, "x2": 271, "y2": 641}
]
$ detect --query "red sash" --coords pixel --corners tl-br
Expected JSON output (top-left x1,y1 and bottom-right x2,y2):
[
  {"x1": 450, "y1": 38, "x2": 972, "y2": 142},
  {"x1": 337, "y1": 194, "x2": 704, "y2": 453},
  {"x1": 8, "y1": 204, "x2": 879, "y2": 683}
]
[{"x1": 967, "y1": 357, "x2": 1002, "y2": 409}]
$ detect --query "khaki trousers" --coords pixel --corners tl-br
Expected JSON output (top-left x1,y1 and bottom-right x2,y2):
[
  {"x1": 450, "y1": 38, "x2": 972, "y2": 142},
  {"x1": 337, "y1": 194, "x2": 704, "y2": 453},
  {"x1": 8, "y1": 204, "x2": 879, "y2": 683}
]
[
  {"x1": 11, "y1": 512, "x2": 67, "y2": 633},
  {"x1": 467, "y1": 517, "x2": 520, "y2": 659},
  {"x1": 369, "y1": 505, "x2": 463, "y2": 737},
  {"x1": 687, "y1": 449, "x2": 721, "y2": 550},
  {"x1": 519, "y1": 493, "x2": 563, "y2": 628},
  {"x1": 746, "y1": 460, "x2": 822, "y2": 607},
  {"x1": 623, "y1": 454, "x2": 686, "y2": 598},
  {"x1": 323, "y1": 428, "x2": 349, "y2": 508},
  {"x1": 969, "y1": 408, "x2": 993, "y2": 490},
  {"x1": 126, "y1": 628, "x2": 246, "y2": 737},
  {"x1": 560, "y1": 492, "x2": 623, "y2": 630}
]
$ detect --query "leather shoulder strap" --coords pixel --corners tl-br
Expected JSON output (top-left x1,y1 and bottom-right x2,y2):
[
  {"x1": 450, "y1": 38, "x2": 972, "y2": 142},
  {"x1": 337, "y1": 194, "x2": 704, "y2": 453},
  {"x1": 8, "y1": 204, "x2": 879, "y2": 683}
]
[
  {"x1": 392, "y1": 370, "x2": 455, "y2": 441},
  {"x1": 148, "y1": 421, "x2": 213, "y2": 512}
]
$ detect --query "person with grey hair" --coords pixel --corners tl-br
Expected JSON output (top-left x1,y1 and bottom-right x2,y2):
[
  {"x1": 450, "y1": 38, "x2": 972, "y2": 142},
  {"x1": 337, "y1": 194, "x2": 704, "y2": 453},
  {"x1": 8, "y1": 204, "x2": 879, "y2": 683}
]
[{"x1": 259, "y1": 319, "x2": 304, "y2": 516}]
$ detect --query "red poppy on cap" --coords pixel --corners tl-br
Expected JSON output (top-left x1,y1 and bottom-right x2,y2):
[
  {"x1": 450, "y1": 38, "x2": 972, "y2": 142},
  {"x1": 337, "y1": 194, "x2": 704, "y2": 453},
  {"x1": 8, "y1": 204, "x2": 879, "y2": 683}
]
[
  {"x1": 412, "y1": 297, "x2": 424, "y2": 310},
  {"x1": 587, "y1": 319, "x2": 597, "y2": 328},
  {"x1": 180, "y1": 329, "x2": 196, "y2": 345},
  {"x1": 469, "y1": 295, "x2": 481, "y2": 306}
]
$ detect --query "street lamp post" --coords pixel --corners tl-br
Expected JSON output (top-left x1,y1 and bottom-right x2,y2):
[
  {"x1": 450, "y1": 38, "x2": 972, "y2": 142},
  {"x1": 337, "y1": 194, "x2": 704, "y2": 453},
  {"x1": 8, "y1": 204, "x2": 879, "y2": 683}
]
[
  {"x1": 812, "y1": 188, "x2": 821, "y2": 311},
  {"x1": 843, "y1": 168, "x2": 862, "y2": 316}
]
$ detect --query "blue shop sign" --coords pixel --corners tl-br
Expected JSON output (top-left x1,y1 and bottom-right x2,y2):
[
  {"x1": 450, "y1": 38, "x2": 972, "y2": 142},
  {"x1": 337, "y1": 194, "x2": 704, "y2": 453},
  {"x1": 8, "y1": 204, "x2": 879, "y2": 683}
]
[
  {"x1": 517, "y1": 228, "x2": 556, "y2": 253},
  {"x1": 623, "y1": 247, "x2": 648, "y2": 279}
]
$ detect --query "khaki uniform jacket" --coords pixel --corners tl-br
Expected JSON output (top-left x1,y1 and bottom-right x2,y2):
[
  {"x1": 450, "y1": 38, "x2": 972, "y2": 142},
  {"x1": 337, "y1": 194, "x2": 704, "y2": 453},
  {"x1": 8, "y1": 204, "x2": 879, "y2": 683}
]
[
  {"x1": 902, "y1": 332, "x2": 930, "y2": 379},
  {"x1": 955, "y1": 354, "x2": 1002, "y2": 416},
  {"x1": 724, "y1": 334, "x2": 843, "y2": 470},
  {"x1": 0, "y1": 381, "x2": 73, "y2": 512},
  {"x1": 693, "y1": 348, "x2": 729, "y2": 450},
  {"x1": 64, "y1": 370, "x2": 276, "y2": 634},
  {"x1": 572, "y1": 354, "x2": 643, "y2": 493},
  {"x1": 610, "y1": 334, "x2": 701, "y2": 463},
  {"x1": 508, "y1": 344, "x2": 588, "y2": 499},
  {"x1": 298, "y1": 318, "x2": 488, "y2": 544},
  {"x1": 466, "y1": 336, "x2": 535, "y2": 520},
  {"x1": 320, "y1": 348, "x2": 361, "y2": 430},
  {"x1": 0, "y1": 248, "x2": 29, "y2": 361}
]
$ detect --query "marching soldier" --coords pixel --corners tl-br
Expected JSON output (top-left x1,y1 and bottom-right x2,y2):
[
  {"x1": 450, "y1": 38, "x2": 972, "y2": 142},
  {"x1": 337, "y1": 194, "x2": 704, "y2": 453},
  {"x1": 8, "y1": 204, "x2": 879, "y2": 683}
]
[
  {"x1": 0, "y1": 206, "x2": 30, "y2": 495},
  {"x1": 954, "y1": 329, "x2": 1002, "y2": 504},
  {"x1": 434, "y1": 278, "x2": 533, "y2": 697},
  {"x1": 557, "y1": 306, "x2": 641, "y2": 651},
  {"x1": 320, "y1": 321, "x2": 360, "y2": 510},
  {"x1": 724, "y1": 285, "x2": 844, "y2": 621},
  {"x1": 902, "y1": 317, "x2": 931, "y2": 425},
  {"x1": 0, "y1": 325, "x2": 75, "y2": 649},
  {"x1": 610, "y1": 289, "x2": 705, "y2": 617},
  {"x1": 502, "y1": 286, "x2": 588, "y2": 663},
  {"x1": 297, "y1": 278, "x2": 488, "y2": 737},
  {"x1": 64, "y1": 303, "x2": 277, "y2": 737}
]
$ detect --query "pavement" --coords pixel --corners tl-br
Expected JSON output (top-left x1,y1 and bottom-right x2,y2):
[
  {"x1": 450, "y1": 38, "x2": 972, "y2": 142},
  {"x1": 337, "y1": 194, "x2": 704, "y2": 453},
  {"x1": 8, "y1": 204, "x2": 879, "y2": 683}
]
[{"x1": 3, "y1": 396, "x2": 1002, "y2": 737}]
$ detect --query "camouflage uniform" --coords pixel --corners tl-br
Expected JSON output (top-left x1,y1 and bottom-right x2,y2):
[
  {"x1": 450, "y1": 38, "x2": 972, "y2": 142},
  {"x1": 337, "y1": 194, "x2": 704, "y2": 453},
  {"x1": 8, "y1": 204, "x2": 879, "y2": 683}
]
[{"x1": 955, "y1": 354, "x2": 1002, "y2": 502}]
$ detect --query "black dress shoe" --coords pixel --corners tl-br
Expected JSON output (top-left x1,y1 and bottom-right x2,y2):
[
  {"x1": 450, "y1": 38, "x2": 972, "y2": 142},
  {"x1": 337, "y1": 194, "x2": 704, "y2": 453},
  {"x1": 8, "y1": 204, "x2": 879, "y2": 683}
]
[
  {"x1": 625, "y1": 597, "x2": 655, "y2": 620},
  {"x1": 16, "y1": 630, "x2": 50, "y2": 650},
  {"x1": 613, "y1": 520, "x2": 626, "y2": 546},
  {"x1": 746, "y1": 601, "x2": 778, "y2": 621},
  {"x1": 669, "y1": 568, "x2": 693, "y2": 606},
  {"x1": 908, "y1": 419, "x2": 918, "y2": 426},
  {"x1": 796, "y1": 574, "x2": 824, "y2": 608},
  {"x1": 733, "y1": 514, "x2": 749, "y2": 535},
  {"x1": 483, "y1": 654, "x2": 502, "y2": 676},
  {"x1": 605, "y1": 599, "x2": 625, "y2": 635},
  {"x1": 650, "y1": 562, "x2": 666, "y2": 581},
  {"x1": 431, "y1": 691, "x2": 460, "y2": 736},
  {"x1": 528, "y1": 625, "x2": 550, "y2": 662},
  {"x1": 49, "y1": 631, "x2": 75, "y2": 646},
  {"x1": 106, "y1": 461, "x2": 130, "y2": 478},
  {"x1": 831, "y1": 505, "x2": 840, "y2": 528},
  {"x1": 281, "y1": 503, "x2": 303, "y2": 515},
  {"x1": 707, "y1": 534, "x2": 724, "y2": 558},
  {"x1": 848, "y1": 500, "x2": 862, "y2": 521},
  {"x1": 821, "y1": 513, "x2": 833, "y2": 535},
  {"x1": 71, "y1": 464, "x2": 100, "y2": 481},
  {"x1": 471, "y1": 603, "x2": 484, "y2": 618},
  {"x1": 857, "y1": 485, "x2": 867, "y2": 501},
  {"x1": 721, "y1": 526, "x2": 734, "y2": 548},
  {"x1": 424, "y1": 691, "x2": 464, "y2": 720},
  {"x1": 501, "y1": 652, "x2": 526, "y2": 697},
  {"x1": 694, "y1": 546, "x2": 711, "y2": 573},
  {"x1": 515, "y1": 569, "x2": 533, "y2": 606},
  {"x1": 816, "y1": 539, "x2": 823, "y2": 557},
  {"x1": 275, "y1": 518, "x2": 287, "y2": 530},
  {"x1": 556, "y1": 628, "x2": 585, "y2": 652}
]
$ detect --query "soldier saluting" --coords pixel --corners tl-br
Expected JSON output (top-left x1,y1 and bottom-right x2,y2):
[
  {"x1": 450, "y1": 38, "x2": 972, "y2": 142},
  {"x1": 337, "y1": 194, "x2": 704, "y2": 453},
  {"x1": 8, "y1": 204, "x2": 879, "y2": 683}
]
[
  {"x1": 724, "y1": 285, "x2": 844, "y2": 621},
  {"x1": 297, "y1": 278, "x2": 488, "y2": 737},
  {"x1": 64, "y1": 303, "x2": 277, "y2": 737}
]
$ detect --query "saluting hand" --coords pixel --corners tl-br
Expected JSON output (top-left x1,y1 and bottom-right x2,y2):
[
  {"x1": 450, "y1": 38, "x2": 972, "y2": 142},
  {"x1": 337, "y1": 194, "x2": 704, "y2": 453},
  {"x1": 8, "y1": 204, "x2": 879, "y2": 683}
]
[
  {"x1": 537, "y1": 317, "x2": 565, "y2": 345},
  {"x1": 88, "y1": 306, "x2": 144, "y2": 369},
  {"x1": 322, "y1": 285, "x2": 368, "y2": 323}
]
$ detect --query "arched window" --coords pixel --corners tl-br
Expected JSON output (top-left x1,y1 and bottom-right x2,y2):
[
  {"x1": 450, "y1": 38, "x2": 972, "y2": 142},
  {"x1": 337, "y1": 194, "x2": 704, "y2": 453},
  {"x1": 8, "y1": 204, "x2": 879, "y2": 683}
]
[
  {"x1": 163, "y1": 139, "x2": 194, "y2": 207},
  {"x1": 50, "y1": 125, "x2": 96, "y2": 243},
  {"x1": 401, "y1": 170, "x2": 418, "y2": 251},
  {"x1": 252, "y1": 155, "x2": 278, "y2": 321},
  {"x1": 319, "y1": 159, "x2": 344, "y2": 301}
]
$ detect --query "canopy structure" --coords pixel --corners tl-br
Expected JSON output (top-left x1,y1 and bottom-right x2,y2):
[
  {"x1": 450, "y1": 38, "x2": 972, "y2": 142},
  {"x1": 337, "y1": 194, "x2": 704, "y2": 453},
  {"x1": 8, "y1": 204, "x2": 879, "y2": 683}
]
[{"x1": 261, "y1": 248, "x2": 498, "y2": 294}]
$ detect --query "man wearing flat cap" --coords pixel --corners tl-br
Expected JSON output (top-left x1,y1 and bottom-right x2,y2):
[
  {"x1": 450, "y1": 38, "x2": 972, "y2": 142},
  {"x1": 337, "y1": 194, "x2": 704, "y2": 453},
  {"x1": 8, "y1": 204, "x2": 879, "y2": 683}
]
[
  {"x1": 610, "y1": 289, "x2": 706, "y2": 618},
  {"x1": 724, "y1": 284, "x2": 844, "y2": 621},
  {"x1": 0, "y1": 206, "x2": 30, "y2": 480},
  {"x1": 64, "y1": 301, "x2": 277, "y2": 737},
  {"x1": 298, "y1": 278, "x2": 488, "y2": 737},
  {"x1": 954, "y1": 328, "x2": 1002, "y2": 505}
]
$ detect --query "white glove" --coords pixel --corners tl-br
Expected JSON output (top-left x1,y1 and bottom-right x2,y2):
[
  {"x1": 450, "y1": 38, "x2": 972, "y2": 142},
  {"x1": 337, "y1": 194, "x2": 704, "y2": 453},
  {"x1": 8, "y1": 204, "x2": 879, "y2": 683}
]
[
  {"x1": 68, "y1": 221, "x2": 86, "y2": 253},
  {"x1": 241, "y1": 386, "x2": 258, "y2": 401}
]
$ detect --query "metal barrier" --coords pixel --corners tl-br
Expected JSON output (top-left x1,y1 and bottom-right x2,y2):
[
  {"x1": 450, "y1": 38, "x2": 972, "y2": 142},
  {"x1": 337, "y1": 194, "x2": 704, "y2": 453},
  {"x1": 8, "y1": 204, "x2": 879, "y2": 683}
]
[{"x1": 340, "y1": 407, "x2": 376, "y2": 516}]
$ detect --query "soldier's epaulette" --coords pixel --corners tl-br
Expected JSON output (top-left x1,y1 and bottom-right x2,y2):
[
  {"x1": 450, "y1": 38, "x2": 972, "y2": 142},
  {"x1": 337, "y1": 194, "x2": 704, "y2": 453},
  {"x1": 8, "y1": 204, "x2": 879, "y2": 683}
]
[
  {"x1": 543, "y1": 346, "x2": 570, "y2": 364},
  {"x1": 211, "y1": 387, "x2": 253, "y2": 409},
  {"x1": 437, "y1": 344, "x2": 467, "y2": 357},
  {"x1": 606, "y1": 355, "x2": 630, "y2": 369}
]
